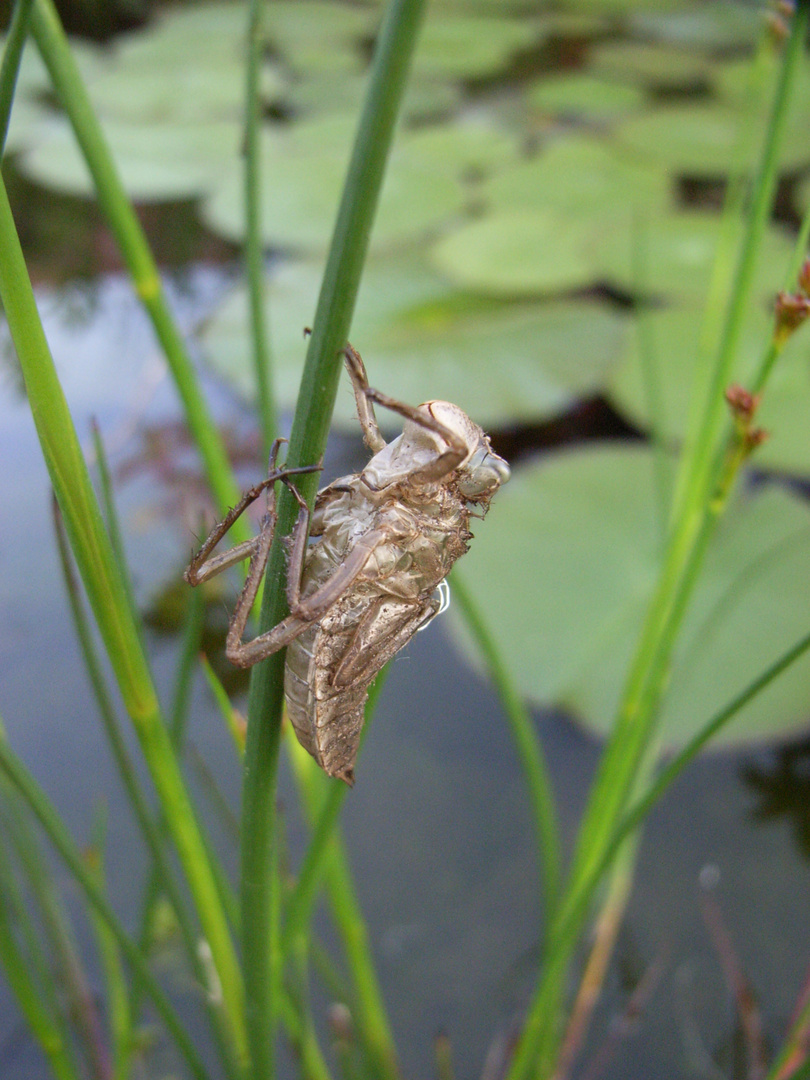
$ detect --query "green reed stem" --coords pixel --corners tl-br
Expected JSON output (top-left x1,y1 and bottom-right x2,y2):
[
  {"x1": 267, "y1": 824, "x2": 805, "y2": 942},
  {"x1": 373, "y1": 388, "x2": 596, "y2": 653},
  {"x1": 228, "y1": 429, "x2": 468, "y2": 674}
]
[
  {"x1": 87, "y1": 813, "x2": 132, "y2": 1080},
  {"x1": 282, "y1": 671, "x2": 386, "y2": 952},
  {"x1": 451, "y1": 572, "x2": 560, "y2": 924},
  {"x1": 0, "y1": 0, "x2": 34, "y2": 153},
  {"x1": 0, "y1": 833, "x2": 81, "y2": 1080},
  {"x1": 289, "y1": 734, "x2": 398, "y2": 1080},
  {"x1": 53, "y1": 503, "x2": 238, "y2": 1076},
  {"x1": 0, "y1": 724, "x2": 213, "y2": 1080},
  {"x1": 244, "y1": 0, "x2": 275, "y2": 458},
  {"x1": 30, "y1": 0, "x2": 244, "y2": 530},
  {"x1": 239, "y1": 3, "x2": 426, "y2": 1077},
  {"x1": 0, "y1": 168, "x2": 248, "y2": 1067},
  {"x1": 0, "y1": 795, "x2": 110, "y2": 1080},
  {"x1": 505, "y1": 7, "x2": 808, "y2": 1076}
]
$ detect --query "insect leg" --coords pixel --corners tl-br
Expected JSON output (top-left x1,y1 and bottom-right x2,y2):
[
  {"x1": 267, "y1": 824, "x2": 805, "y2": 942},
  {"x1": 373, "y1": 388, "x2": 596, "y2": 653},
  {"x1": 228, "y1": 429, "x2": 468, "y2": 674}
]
[
  {"x1": 184, "y1": 438, "x2": 320, "y2": 585},
  {"x1": 343, "y1": 349, "x2": 469, "y2": 485},
  {"x1": 287, "y1": 526, "x2": 394, "y2": 622},
  {"x1": 343, "y1": 343, "x2": 386, "y2": 453}
]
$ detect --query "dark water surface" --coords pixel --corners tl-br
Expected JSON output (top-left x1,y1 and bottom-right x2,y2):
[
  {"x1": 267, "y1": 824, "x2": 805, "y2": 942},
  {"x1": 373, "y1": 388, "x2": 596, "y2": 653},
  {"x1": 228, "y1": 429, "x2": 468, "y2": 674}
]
[{"x1": 0, "y1": 269, "x2": 809, "y2": 1080}]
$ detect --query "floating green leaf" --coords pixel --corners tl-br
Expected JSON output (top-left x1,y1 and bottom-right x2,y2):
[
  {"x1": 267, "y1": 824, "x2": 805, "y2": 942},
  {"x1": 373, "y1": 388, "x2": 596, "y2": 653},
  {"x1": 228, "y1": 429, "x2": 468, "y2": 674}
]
[
  {"x1": 481, "y1": 138, "x2": 670, "y2": 223},
  {"x1": 590, "y1": 41, "x2": 712, "y2": 89},
  {"x1": 200, "y1": 119, "x2": 466, "y2": 251},
  {"x1": 630, "y1": 3, "x2": 761, "y2": 50},
  {"x1": 19, "y1": 115, "x2": 241, "y2": 200},
  {"x1": 616, "y1": 103, "x2": 810, "y2": 175},
  {"x1": 608, "y1": 305, "x2": 810, "y2": 476},
  {"x1": 592, "y1": 210, "x2": 794, "y2": 301},
  {"x1": 413, "y1": 11, "x2": 544, "y2": 78},
  {"x1": 430, "y1": 209, "x2": 597, "y2": 297},
  {"x1": 199, "y1": 255, "x2": 628, "y2": 427},
  {"x1": 526, "y1": 73, "x2": 645, "y2": 120},
  {"x1": 454, "y1": 444, "x2": 810, "y2": 746}
]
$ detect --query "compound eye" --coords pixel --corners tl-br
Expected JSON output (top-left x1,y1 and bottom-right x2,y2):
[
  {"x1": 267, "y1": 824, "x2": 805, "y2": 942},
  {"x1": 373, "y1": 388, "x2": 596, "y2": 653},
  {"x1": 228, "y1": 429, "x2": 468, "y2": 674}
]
[{"x1": 458, "y1": 447, "x2": 510, "y2": 498}]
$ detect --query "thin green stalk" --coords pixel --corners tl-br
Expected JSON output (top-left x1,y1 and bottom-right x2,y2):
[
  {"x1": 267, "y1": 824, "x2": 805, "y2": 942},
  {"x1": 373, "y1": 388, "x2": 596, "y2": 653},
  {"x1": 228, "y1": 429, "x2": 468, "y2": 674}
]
[
  {"x1": 170, "y1": 585, "x2": 205, "y2": 743},
  {"x1": 0, "y1": 723, "x2": 213, "y2": 1080},
  {"x1": 683, "y1": 28, "x2": 777, "y2": 458},
  {"x1": 450, "y1": 572, "x2": 560, "y2": 924},
  {"x1": 91, "y1": 422, "x2": 140, "y2": 640},
  {"x1": 0, "y1": 797, "x2": 109, "y2": 1080},
  {"x1": 282, "y1": 671, "x2": 387, "y2": 952},
  {"x1": 88, "y1": 814, "x2": 132, "y2": 1080},
  {"x1": 240, "y1": 3, "x2": 427, "y2": 1077},
  {"x1": 506, "y1": 9, "x2": 808, "y2": 1076},
  {"x1": 768, "y1": 988, "x2": 810, "y2": 1080},
  {"x1": 0, "y1": 0, "x2": 34, "y2": 152},
  {"x1": 29, "y1": 0, "x2": 244, "y2": 530},
  {"x1": 525, "y1": 622, "x2": 810, "y2": 1080},
  {"x1": 630, "y1": 217, "x2": 671, "y2": 543},
  {"x1": 244, "y1": 0, "x2": 275, "y2": 458},
  {"x1": 201, "y1": 654, "x2": 246, "y2": 757},
  {"x1": 0, "y1": 879, "x2": 79, "y2": 1080},
  {"x1": 672, "y1": 7, "x2": 804, "y2": 531},
  {"x1": 53, "y1": 504, "x2": 238, "y2": 1076},
  {"x1": 289, "y1": 740, "x2": 399, "y2": 1080},
  {"x1": 0, "y1": 170, "x2": 247, "y2": 1066},
  {"x1": 0, "y1": 830, "x2": 82, "y2": 1080}
]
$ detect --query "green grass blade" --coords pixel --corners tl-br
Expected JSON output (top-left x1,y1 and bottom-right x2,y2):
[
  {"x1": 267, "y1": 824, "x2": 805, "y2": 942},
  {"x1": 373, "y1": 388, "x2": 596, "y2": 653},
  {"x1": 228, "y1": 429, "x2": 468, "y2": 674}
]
[
  {"x1": 0, "y1": 795, "x2": 111, "y2": 1080},
  {"x1": 52, "y1": 505, "x2": 238, "y2": 1076},
  {"x1": 239, "y1": 3, "x2": 427, "y2": 1077},
  {"x1": 0, "y1": 722, "x2": 213, "y2": 1080},
  {"x1": 288, "y1": 741, "x2": 399, "y2": 1080},
  {"x1": 244, "y1": 0, "x2": 275, "y2": 458},
  {"x1": 29, "y1": 0, "x2": 244, "y2": 528},
  {"x1": 0, "y1": 169, "x2": 247, "y2": 1065},
  {"x1": 0, "y1": 830, "x2": 82, "y2": 1080},
  {"x1": 87, "y1": 812, "x2": 133, "y2": 1080},
  {"x1": 505, "y1": 9, "x2": 809, "y2": 1076},
  {"x1": 450, "y1": 572, "x2": 561, "y2": 925},
  {"x1": 0, "y1": 0, "x2": 34, "y2": 153}
]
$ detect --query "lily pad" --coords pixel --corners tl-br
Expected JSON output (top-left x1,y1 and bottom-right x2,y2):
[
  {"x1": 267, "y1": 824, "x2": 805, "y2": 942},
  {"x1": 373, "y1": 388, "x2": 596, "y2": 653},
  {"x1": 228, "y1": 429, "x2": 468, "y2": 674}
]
[
  {"x1": 430, "y1": 209, "x2": 597, "y2": 297},
  {"x1": 413, "y1": 12, "x2": 545, "y2": 79},
  {"x1": 80, "y1": 43, "x2": 284, "y2": 126},
  {"x1": 526, "y1": 74, "x2": 645, "y2": 120},
  {"x1": 200, "y1": 121, "x2": 466, "y2": 252},
  {"x1": 630, "y1": 3, "x2": 762, "y2": 50},
  {"x1": 199, "y1": 255, "x2": 629, "y2": 427},
  {"x1": 616, "y1": 103, "x2": 810, "y2": 176},
  {"x1": 453, "y1": 443, "x2": 810, "y2": 747},
  {"x1": 18, "y1": 116, "x2": 242, "y2": 201},
  {"x1": 481, "y1": 138, "x2": 671, "y2": 223},
  {"x1": 590, "y1": 40, "x2": 712, "y2": 89},
  {"x1": 593, "y1": 210, "x2": 794, "y2": 302},
  {"x1": 607, "y1": 304, "x2": 810, "y2": 476}
]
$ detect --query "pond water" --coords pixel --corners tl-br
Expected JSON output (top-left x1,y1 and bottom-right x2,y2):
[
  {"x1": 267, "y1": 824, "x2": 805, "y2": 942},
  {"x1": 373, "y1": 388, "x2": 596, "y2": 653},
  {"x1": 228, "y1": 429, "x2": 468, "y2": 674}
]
[
  {"x1": 0, "y1": 255, "x2": 809, "y2": 1080},
  {"x1": 3, "y1": 0, "x2": 810, "y2": 1076}
]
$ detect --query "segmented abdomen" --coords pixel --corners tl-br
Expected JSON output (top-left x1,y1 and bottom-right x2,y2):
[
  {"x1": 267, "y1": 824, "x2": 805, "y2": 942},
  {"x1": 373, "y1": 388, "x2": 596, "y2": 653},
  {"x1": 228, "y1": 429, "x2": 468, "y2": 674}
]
[{"x1": 284, "y1": 589, "x2": 438, "y2": 785}]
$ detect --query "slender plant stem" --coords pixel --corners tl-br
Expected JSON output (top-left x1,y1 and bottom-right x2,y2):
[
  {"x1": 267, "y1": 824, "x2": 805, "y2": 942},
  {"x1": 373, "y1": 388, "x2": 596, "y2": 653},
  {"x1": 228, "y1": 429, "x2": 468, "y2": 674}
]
[
  {"x1": 239, "y1": 3, "x2": 427, "y2": 1078},
  {"x1": 29, "y1": 0, "x2": 244, "y2": 530},
  {"x1": 87, "y1": 814, "x2": 129, "y2": 1080},
  {"x1": 0, "y1": 799, "x2": 107, "y2": 1080},
  {"x1": 0, "y1": 724, "x2": 213, "y2": 1080},
  {"x1": 282, "y1": 671, "x2": 386, "y2": 950},
  {"x1": 53, "y1": 502, "x2": 238, "y2": 1076},
  {"x1": 450, "y1": 572, "x2": 560, "y2": 924},
  {"x1": 0, "y1": 0, "x2": 34, "y2": 153},
  {"x1": 0, "y1": 834, "x2": 81, "y2": 1080},
  {"x1": 244, "y1": 0, "x2": 275, "y2": 459},
  {"x1": 0, "y1": 168, "x2": 248, "y2": 1067},
  {"x1": 289, "y1": 737, "x2": 399, "y2": 1080},
  {"x1": 505, "y1": 8, "x2": 808, "y2": 1076}
]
